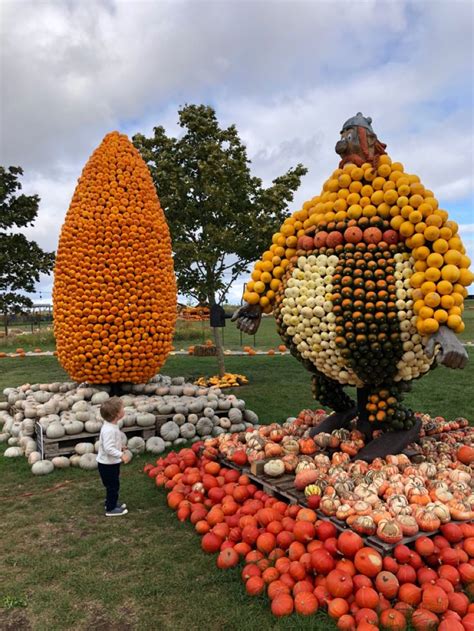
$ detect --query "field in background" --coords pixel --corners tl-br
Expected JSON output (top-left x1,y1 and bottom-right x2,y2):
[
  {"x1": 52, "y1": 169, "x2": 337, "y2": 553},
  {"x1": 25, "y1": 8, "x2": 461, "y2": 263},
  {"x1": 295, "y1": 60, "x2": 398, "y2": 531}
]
[{"x1": 1, "y1": 302, "x2": 473, "y2": 354}]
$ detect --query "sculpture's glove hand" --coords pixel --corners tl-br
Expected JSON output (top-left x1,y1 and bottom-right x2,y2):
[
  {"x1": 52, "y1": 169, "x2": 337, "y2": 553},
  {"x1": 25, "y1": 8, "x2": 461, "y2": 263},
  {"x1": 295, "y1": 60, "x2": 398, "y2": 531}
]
[
  {"x1": 231, "y1": 303, "x2": 263, "y2": 335},
  {"x1": 425, "y1": 325, "x2": 468, "y2": 369}
]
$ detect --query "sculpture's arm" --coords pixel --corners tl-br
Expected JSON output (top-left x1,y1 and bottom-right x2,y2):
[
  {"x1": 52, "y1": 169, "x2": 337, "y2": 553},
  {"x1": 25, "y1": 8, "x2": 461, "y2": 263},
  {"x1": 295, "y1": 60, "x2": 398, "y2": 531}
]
[
  {"x1": 425, "y1": 325, "x2": 468, "y2": 369},
  {"x1": 231, "y1": 303, "x2": 262, "y2": 335}
]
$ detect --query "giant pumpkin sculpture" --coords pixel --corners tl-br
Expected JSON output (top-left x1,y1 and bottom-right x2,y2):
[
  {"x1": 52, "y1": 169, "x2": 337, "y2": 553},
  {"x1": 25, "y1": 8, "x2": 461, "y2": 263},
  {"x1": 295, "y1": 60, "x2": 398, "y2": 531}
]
[
  {"x1": 234, "y1": 114, "x2": 472, "y2": 458},
  {"x1": 53, "y1": 131, "x2": 176, "y2": 384}
]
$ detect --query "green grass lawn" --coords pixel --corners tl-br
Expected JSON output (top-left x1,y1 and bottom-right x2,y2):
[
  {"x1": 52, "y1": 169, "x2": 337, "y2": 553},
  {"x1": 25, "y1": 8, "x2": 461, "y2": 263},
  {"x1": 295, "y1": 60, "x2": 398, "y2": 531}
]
[{"x1": 0, "y1": 352, "x2": 473, "y2": 629}]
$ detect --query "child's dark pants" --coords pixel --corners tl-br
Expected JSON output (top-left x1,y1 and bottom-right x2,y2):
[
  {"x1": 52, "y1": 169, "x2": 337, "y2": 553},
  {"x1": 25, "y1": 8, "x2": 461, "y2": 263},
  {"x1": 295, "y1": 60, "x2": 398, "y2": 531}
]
[{"x1": 98, "y1": 463, "x2": 120, "y2": 511}]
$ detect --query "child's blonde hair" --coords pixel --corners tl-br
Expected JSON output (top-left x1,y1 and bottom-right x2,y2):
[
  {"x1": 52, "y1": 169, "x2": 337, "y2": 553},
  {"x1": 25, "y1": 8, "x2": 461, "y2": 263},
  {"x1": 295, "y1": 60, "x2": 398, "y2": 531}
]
[{"x1": 100, "y1": 396, "x2": 123, "y2": 422}]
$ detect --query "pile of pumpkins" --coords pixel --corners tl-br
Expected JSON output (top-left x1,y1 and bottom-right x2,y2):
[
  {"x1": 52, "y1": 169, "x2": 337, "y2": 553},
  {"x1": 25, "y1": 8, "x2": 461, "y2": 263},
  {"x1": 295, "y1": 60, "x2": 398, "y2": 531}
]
[
  {"x1": 144, "y1": 445, "x2": 474, "y2": 626},
  {"x1": 194, "y1": 373, "x2": 249, "y2": 388},
  {"x1": 203, "y1": 414, "x2": 474, "y2": 542},
  {"x1": 0, "y1": 374, "x2": 259, "y2": 475}
]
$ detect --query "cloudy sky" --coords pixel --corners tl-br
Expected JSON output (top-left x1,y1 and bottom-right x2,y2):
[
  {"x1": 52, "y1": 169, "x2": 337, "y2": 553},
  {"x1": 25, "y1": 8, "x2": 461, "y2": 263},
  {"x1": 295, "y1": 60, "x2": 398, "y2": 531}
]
[{"x1": 1, "y1": 0, "x2": 473, "y2": 304}]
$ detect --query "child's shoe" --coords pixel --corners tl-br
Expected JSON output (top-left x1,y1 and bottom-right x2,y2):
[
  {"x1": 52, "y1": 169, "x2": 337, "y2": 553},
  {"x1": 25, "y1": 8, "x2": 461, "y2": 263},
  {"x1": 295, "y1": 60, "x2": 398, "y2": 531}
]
[
  {"x1": 105, "y1": 507, "x2": 128, "y2": 517},
  {"x1": 104, "y1": 502, "x2": 127, "y2": 510}
]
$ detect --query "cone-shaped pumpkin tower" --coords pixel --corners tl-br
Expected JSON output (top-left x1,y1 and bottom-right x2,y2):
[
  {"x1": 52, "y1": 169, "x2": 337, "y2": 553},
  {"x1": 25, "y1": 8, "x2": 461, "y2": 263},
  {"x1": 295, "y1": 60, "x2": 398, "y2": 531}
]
[{"x1": 53, "y1": 131, "x2": 176, "y2": 384}]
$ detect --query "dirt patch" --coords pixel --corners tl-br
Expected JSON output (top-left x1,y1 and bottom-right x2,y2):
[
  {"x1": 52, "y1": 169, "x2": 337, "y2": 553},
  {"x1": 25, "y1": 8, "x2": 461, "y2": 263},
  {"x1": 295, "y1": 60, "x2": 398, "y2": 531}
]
[
  {"x1": 0, "y1": 608, "x2": 32, "y2": 630},
  {"x1": 80, "y1": 603, "x2": 137, "y2": 631}
]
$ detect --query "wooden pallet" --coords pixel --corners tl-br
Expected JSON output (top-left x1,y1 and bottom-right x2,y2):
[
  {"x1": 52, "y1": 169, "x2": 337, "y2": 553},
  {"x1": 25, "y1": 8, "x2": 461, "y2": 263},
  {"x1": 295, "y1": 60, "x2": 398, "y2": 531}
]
[{"x1": 35, "y1": 423, "x2": 156, "y2": 458}]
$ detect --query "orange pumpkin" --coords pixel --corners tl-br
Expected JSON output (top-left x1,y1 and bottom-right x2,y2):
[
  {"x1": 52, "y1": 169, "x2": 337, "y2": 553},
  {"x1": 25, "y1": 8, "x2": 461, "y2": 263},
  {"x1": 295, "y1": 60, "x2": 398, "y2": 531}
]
[
  {"x1": 201, "y1": 532, "x2": 222, "y2": 553},
  {"x1": 421, "y1": 585, "x2": 449, "y2": 614},
  {"x1": 354, "y1": 547, "x2": 383, "y2": 577},
  {"x1": 326, "y1": 569, "x2": 354, "y2": 599},
  {"x1": 245, "y1": 576, "x2": 265, "y2": 596},
  {"x1": 294, "y1": 591, "x2": 318, "y2": 616},
  {"x1": 271, "y1": 592, "x2": 294, "y2": 616},
  {"x1": 355, "y1": 586, "x2": 379, "y2": 609},
  {"x1": 328, "y1": 598, "x2": 350, "y2": 619},
  {"x1": 256, "y1": 532, "x2": 276, "y2": 554},
  {"x1": 457, "y1": 445, "x2": 474, "y2": 465},
  {"x1": 379, "y1": 609, "x2": 407, "y2": 631},
  {"x1": 411, "y1": 608, "x2": 439, "y2": 630},
  {"x1": 216, "y1": 547, "x2": 239, "y2": 569},
  {"x1": 293, "y1": 520, "x2": 315, "y2": 543},
  {"x1": 375, "y1": 571, "x2": 399, "y2": 600},
  {"x1": 268, "y1": 580, "x2": 291, "y2": 600},
  {"x1": 299, "y1": 437, "x2": 317, "y2": 455}
]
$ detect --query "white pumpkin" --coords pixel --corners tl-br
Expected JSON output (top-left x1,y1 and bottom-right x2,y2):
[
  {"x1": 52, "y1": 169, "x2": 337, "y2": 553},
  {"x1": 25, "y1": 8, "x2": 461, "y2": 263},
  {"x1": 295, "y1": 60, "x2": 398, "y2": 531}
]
[
  {"x1": 122, "y1": 449, "x2": 133, "y2": 463},
  {"x1": 46, "y1": 421, "x2": 66, "y2": 439},
  {"x1": 28, "y1": 451, "x2": 42, "y2": 465},
  {"x1": 24, "y1": 439, "x2": 37, "y2": 456},
  {"x1": 146, "y1": 436, "x2": 165, "y2": 454},
  {"x1": 228, "y1": 408, "x2": 243, "y2": 423},
  {"x1": 127, "y1": 436, "x2": 145, "y2": 454},
  {"x1": 79, "y1": 453, "x2": 97, "y2": 470},
  {"x1": 244, "y1": 410, "x2": 259, "y2": 424},
  {"x1": 75, "y1": 442, "x2": 95, "y2": 455},
  {"x1": 264, "y1": 459, "x2": 285, "y2": 477},
  {"x1": 52, "y1": 456, "x2": 70, "y2": 468},
  {"x1": 180, "y1": 423, "x2": 196, "y2": 439},
  {"x1": 172, "y1": 413, "x2": 186, "y2": 426},
  {"x1": 4, "y1": 446, "x2": 23, "y2": 457},
  {"x1": 85, "y1": 420, "x2": 102, "y2": 433},
  {"x1": 64, "y1": 420, "x2": 84, "y2": 435},
  {"x1": 75, "y1": 411, "x2": 91, "y2": 422},
  {"x1": 69, "y1": 454, "x2": 81, "y2": 467},
  {"x1": 33, "y1": 391, "x2": 52, "y2": 403},
  {"x1": 160, "y1": 421, "x2": 180, "y2": 442},
  {"x1": 32, "y1": 460, "x2": 54, "y2": 475},
  {"x1": 136, "y1": 413, "x2": 155, "y2": 428},
  {"x1": 72, "y1": 400, "x2": 89, "y2": 412},
  {"x1": 20, "y1": 419, "x2": 35, "y2": 436},
  {"x1": 122, "y1": 411, "x2": 137, "y2": 427},
  {"x1": 196, "y1": 418, "x2": 213, "y2": 437},
  {"x1": 91, "y1": 391, "x2": 109, "y2": 405}
]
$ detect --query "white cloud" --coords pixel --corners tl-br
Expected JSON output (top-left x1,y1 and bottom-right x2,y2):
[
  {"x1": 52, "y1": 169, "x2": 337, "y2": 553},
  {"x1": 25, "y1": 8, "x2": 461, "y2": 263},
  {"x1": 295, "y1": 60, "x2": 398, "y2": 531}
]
[{"x1": 0, "y1": 0, "x2": 473, "y2": 301}]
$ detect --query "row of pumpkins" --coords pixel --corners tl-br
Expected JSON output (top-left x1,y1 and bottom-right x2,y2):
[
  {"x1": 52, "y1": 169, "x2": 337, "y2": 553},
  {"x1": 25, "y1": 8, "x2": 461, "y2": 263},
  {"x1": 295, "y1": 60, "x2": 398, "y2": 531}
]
[
  {"x1": 205, "y1": 416, "x2": 474, "y2": 542},
  {"x1": 145, "y1": 445, "x2": 474, "y2": 626},
  {"x1": 0, "y1": 375, "x2": 259, "y2": 475}
]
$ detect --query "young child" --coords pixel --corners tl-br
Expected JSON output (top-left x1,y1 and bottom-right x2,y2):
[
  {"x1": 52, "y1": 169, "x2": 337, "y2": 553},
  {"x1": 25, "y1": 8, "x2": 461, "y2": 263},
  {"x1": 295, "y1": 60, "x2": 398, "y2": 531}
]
[{"x1": 97, "y1": 396, "x2": 130, "y2": 517}]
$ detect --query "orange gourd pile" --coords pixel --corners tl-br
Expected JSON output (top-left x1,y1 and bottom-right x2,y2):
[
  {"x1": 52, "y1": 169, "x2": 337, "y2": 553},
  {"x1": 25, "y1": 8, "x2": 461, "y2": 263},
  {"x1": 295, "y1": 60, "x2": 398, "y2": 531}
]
[
  {"x1": 53, "y1": 131, "x2": 176, "y2": 383},
  {"x1": 145, "y1": 445, "x2": 474, "y2": 625},
  {"x1": 244, "y1": 155, "x2": 473, "y2": 335}
]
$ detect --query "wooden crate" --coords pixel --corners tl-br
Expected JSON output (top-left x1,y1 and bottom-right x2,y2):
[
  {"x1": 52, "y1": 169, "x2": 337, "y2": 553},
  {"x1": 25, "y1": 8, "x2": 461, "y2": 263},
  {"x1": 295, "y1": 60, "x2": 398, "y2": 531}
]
[{"x1": 35, "y1": 422, "x2": 156, "y2": 459}]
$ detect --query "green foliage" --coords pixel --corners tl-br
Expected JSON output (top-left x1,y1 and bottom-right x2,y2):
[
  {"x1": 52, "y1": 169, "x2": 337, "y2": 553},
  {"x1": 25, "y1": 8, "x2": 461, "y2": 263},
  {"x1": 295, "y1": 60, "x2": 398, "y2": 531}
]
[
  {"x1": 0, "y1": 167, "x2": 55, "y2": 322},
  {"x1": 133, "y1": 104, "x2": 307, "y2": 305}
]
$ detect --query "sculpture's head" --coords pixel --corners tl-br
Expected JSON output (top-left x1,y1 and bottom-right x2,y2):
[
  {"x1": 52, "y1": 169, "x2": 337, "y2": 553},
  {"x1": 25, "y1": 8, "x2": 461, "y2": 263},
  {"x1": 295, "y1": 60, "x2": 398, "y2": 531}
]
[{"x1": 335, "y1": 112, "x2": 387, "y2": 168}]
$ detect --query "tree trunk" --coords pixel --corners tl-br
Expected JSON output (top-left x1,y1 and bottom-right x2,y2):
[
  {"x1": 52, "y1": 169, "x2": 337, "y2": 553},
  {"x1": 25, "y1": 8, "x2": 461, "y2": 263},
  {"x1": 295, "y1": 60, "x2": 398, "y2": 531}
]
[
  {"x1": 3, "y1": 312, "x2": 8, "y2": 338},
  {"x1": 212, "y1": 326, "x2": 226, "y2": 377},
  {"x1": 208, "y1": 292, "x2": 226, "y2": 377}
]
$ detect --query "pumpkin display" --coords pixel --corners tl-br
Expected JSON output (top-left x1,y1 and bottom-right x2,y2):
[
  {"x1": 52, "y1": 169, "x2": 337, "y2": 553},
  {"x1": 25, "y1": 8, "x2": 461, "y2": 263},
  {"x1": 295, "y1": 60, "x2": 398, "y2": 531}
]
[
  {"x1": 53, "y1": 131, "x2": 176, "y2": 384},
  {"x1": 144, "y1": 443, "x2": 474, "y2": 624},
  {"x1": 236, "y1": 115, "x2": 472, "y2": 436}
]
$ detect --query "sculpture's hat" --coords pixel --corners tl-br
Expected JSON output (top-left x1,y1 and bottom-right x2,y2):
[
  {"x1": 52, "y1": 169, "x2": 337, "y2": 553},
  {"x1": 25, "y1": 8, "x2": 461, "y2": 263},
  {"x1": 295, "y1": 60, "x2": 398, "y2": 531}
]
[{"x1": 341, "y1": 112, "x2": 374, "y2": 134}]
